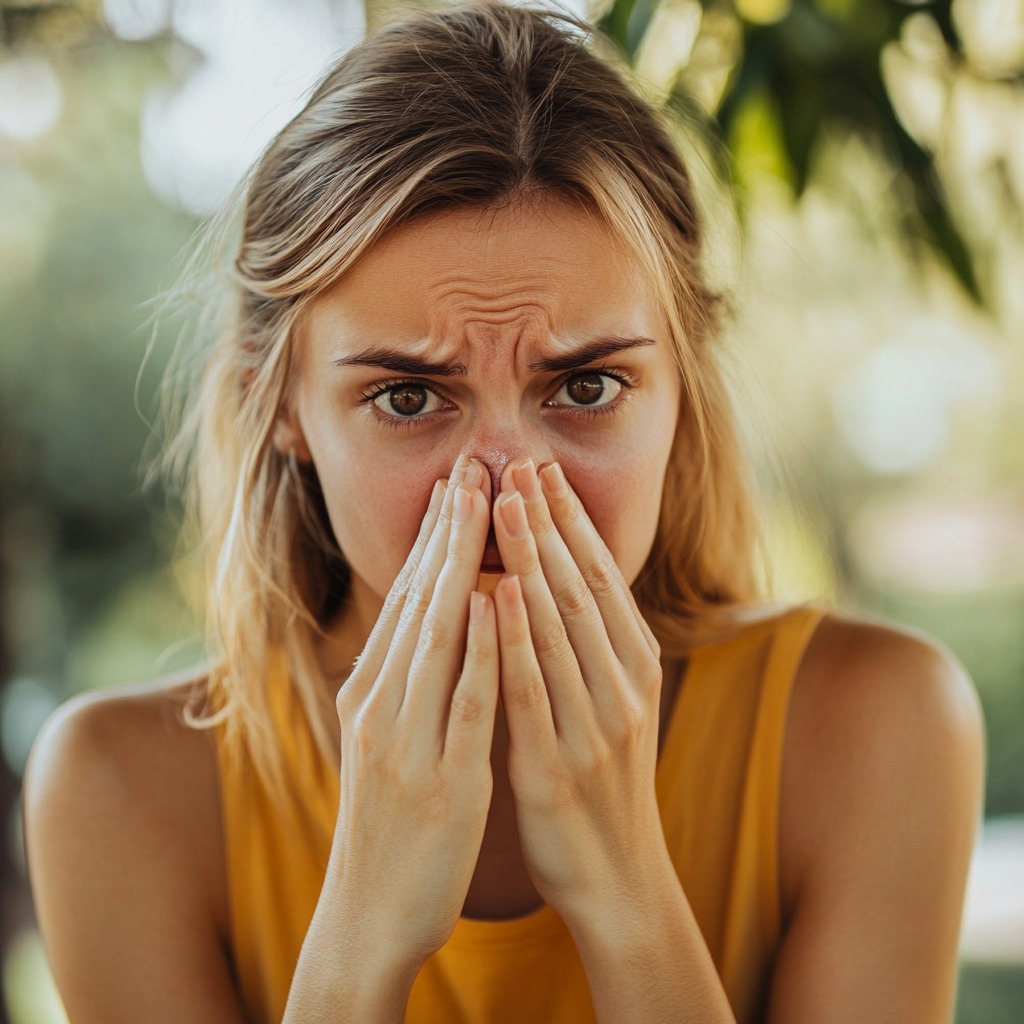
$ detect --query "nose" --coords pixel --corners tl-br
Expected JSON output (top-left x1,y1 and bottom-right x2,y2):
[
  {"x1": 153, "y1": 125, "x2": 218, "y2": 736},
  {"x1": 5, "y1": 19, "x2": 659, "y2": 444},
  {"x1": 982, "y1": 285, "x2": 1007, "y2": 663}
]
[
  {"x1": 472, "y1": 446, "x2": 518, "y2": 507},
  {"x1": 465, "y1": 428, "x2": 551, "y2": 504}
]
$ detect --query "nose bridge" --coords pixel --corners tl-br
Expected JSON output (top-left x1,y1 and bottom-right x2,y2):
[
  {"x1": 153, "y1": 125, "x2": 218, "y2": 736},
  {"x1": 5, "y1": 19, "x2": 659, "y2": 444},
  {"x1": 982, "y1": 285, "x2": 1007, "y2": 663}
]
[
  {"x1": 464, "y1": 414, "x2": 543, "y2": 498},
  {"x1": 456, "y1": 322, "x2": 553, "y2": 494}
]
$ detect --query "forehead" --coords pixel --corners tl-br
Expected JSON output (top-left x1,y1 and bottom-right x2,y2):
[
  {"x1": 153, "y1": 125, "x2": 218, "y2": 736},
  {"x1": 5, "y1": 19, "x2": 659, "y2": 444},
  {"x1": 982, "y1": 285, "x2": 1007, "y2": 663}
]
[{"x1": 301, "y1": 200, "x2": 661, "y2": 357}]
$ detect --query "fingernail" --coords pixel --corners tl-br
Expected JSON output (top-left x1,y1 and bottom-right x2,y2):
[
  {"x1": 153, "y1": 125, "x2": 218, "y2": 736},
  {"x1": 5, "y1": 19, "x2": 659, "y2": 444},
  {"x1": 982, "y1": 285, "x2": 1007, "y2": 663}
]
[
  {"x1": 539, "y1": 462, "x2": 567, "y2": 497},
  {"x1": 470, "y1": 591, "x2": 487, "y2": 624},
  {"x1": 514, "y1": 459, "x2": 543, "y2": 502},
  {"x1": 429, "y1": 479, "x2": 445, "y2": 511},
  {"x1": 453, "y1": 484, "x2": 473, "y2": 522},
  {"x1": 464, "y1": 460, "x2": 485, "y2": 489},
  {"x1": 499, "y1": 492, "x2": 529, "y2": 539},
  {"x1": 450, "y1": 453, "x2": 470, "y2": 485}
]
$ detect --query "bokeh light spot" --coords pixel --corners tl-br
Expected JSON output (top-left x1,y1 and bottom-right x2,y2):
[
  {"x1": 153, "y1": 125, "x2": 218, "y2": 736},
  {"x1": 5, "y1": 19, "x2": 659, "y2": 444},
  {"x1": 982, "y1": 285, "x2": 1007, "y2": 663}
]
[{"x1": 0, "y1": 56, "x2": 62, "y2": 141}]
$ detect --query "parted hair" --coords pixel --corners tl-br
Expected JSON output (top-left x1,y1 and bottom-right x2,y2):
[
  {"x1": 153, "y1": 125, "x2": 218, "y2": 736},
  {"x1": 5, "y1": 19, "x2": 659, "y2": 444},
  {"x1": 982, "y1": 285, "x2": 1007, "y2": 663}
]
[{"x1": 171, "y1": 1, "x2": 765, "y2": 806}]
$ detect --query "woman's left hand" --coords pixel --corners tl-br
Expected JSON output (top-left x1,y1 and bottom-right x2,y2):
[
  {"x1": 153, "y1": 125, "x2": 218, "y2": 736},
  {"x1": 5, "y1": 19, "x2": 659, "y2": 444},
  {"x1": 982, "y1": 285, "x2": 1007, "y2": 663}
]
[{"x1": 491, "y1": 458, "x2": 671, "y2": 928}]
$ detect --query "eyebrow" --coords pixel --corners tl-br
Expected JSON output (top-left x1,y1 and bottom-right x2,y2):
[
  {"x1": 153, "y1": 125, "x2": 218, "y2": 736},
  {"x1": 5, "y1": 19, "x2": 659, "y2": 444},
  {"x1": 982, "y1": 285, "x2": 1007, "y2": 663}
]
[
  {"x1": 527, "y1": 336, "x2": 656, "y2": 372},
  {"x1": 332, "y1": 336, "x2": 656, "y2": 377},
  {"x1": 331, "y1": 348, "x2": 468, "y2": 376}
]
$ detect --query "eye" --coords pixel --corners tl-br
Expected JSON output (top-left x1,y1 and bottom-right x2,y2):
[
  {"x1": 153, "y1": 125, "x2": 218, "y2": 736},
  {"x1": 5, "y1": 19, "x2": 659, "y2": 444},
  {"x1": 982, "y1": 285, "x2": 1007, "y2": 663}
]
[
  {"x1": 547, "y1": 372, "x2": 624, "y2": 409},
  {"x1": 372, "y1": 384, "x2": 445, "y2": 418}
]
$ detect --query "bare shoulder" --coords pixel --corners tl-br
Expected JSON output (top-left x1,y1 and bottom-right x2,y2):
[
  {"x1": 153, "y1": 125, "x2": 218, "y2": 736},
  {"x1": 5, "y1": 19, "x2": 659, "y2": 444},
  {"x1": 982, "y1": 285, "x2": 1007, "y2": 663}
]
[
  {"x1": 788, "y1": 609, "x2": 983, "y2": 780},
  {"x1": 771, "y1": 609, "x2": 985, "y2": 1021},
  {"x1": 24, "y1": 674, "x2": 224, "y2": 892},
  {"x1": 782, "y1": 609, "x2": 984, "y2": 881},
  {"x1": 791, "y1": 608, "x2": 983, "y2": 750},
  {"x1": 27, "y1": 671, "x2": 217, "y2": 770},
  {"x1": 23, "y1": 675, "x2": 241, "y2": 1023}
]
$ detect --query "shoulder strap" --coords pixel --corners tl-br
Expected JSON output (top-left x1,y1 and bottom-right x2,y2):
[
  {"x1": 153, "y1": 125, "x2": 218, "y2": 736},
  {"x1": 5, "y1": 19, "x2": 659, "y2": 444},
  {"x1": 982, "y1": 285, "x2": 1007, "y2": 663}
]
[
  {"x1": 751, "y1": 602, "x2": 831, "y2": 934},
  {"x1": 721, "y1": 602, "x2": 832, "y2": 973}
]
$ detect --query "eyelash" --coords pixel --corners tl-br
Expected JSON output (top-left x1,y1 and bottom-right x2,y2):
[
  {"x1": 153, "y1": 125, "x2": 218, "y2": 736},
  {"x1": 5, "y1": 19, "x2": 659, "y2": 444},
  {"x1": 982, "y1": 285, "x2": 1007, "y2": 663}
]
[{"x1": 357, "y1": 366, "x2": 637, "y2": 429}]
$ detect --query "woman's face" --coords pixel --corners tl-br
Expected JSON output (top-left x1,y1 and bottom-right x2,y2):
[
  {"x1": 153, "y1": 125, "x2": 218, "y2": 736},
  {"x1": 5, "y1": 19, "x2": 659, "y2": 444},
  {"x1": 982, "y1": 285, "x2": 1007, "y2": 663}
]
[{"x1": 286, "y1": 199, "x2": 682, "y2": 608}]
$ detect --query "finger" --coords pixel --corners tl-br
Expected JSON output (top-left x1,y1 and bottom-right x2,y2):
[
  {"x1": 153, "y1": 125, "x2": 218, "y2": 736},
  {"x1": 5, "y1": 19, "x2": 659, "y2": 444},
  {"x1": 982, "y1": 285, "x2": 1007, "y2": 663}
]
[
  {"x1": 538, "y1": 461, "x2": 659, "y2": 660},
  {"x1": 443, "y1": 591, "x2": 499, "y2": 768},
  {"x1": 339, "y1": 476, "x2": 447, "y2": 708},
  {"x1": 493, "y1": 489, "x2": 592, "y2": 739},
  {"x1": 401, "y1": 477, "x2": 491, "y2": 736},
  {"x1": 508, "y1": 459, "x2": 620, "y2": 687},
  {"x1": 364, "y1": 455, "x2": 473, "y2": 716},
  {"x1": 494, "y1": 574, "x2": 557, "y2": 757}
]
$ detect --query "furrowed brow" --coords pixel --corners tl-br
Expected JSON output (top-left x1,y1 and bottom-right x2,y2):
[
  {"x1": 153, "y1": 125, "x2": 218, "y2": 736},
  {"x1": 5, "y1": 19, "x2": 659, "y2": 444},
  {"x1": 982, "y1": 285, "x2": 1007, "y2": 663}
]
[
  {"x1": 529, "y1": 336, "x2": 656, "y2": 373},
  {"x1": 331, "y1": 348, "x2": 468, "y2": 377}
]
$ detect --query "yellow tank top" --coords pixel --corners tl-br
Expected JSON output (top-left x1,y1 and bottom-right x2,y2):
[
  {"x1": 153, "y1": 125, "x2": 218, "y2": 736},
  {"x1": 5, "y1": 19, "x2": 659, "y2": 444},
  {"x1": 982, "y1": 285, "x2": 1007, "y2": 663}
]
[{"x1": 216, "y1": 602, "x2": 829, "y2": 1024}]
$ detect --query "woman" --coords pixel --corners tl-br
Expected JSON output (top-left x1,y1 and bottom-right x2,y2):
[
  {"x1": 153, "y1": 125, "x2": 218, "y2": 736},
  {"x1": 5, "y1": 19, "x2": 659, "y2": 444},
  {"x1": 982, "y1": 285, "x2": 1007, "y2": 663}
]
[{"x1": 23, "y1": 3, "x2": 983, "y2": 1022}]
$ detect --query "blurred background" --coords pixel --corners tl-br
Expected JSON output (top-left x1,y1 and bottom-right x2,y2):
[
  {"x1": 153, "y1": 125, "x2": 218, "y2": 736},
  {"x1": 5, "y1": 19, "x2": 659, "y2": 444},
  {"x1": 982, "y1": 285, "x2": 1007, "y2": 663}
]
[{"x1": 0, "y1": 0, "x2": 1021, "y2": 1020}]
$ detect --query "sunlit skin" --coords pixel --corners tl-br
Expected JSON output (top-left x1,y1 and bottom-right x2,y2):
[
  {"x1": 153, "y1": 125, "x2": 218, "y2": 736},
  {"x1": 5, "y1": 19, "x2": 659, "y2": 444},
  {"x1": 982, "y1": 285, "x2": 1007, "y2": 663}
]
[
  {"x1": 22, "y1": 196, "x2": 985, "y2": 1024},
  {"x1": 274, "y1": 196, "x2": 712, "y2": 970},
  {"x1": 282, "y1": 199, "x2": 682, "y2": 661}
]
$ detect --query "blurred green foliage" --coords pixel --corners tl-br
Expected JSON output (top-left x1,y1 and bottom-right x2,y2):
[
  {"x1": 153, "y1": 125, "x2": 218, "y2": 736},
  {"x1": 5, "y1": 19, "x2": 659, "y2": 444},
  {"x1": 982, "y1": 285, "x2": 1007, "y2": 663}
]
[
  {"x1": 956, "y1": 963, "x2": 1024, "y2": 1024},
  {"x1": 601, "y1": 0, "x2": 982, "y2": 297},
  {"x1": 1, "y1": 1, "x2": 1023, "y2": 1022},
  {"x1": 1, "y1": 29, "x2": 196, "y2": 696}
]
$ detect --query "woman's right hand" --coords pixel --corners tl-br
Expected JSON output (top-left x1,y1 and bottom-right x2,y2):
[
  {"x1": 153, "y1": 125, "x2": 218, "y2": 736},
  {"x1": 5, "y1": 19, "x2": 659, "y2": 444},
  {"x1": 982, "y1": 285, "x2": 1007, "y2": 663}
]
[{"x1": 326, "y1": 454, "x2": 499, "y2": 972}]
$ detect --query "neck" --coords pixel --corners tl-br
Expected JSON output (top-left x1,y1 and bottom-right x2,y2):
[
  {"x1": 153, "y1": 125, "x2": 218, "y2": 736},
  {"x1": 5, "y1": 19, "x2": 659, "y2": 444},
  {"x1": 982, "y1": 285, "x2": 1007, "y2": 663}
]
[{"x1": 316, "y1": 574, "x2": 384, "y2": 683}]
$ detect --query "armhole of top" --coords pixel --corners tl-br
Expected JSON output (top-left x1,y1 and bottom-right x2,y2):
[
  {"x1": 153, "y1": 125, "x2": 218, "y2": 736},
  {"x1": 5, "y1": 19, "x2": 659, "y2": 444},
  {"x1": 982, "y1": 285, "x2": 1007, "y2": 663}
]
[{"x1": 752, "y1": 602, "x2": 832, "y2": 943}]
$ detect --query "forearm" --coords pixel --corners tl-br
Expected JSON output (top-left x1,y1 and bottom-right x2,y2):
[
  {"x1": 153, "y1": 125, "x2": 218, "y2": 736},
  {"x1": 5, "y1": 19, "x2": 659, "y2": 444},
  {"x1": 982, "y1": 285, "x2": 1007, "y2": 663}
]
[
  {"x1": 282, "y1": 883, "x2": 422, "y2": 1024},
  {"x1": 564, "y1": 859, "x2": 736, "y2": 1024}
]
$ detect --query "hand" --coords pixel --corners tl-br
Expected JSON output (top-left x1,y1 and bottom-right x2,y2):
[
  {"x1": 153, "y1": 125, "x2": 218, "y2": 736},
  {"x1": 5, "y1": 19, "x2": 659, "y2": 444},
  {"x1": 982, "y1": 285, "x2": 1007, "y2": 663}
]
[
  {"x1": 329, "y1": 455, "x2": 499, "y2": 968},
  {"x1": 491, "y1": 458, "x2": 668, "y2": 926}
]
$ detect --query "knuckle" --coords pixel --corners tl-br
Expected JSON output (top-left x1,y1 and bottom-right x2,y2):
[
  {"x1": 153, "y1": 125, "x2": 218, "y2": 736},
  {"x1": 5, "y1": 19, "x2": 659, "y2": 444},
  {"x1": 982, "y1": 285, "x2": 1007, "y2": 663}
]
[
  {"x1": 435, "y1": 499, "x2": 454, "y2": 528},
  {"x1": 417, "y1": 617, "x2": 450, "y2": 657},
  {"x1": 552, "y1": 573, "x2": 594, "y2": 619},
  {"x1": 531, "y1": 619, "x2": 569, "y2": 659},
  {"x1": 527, "y1": 505, "x2": 556, "y2": 538},
  {"x1": 340, "y1": 706, "x2": 381, "y2": 759},
  {"x1": 605, "y1": 691, "x2": 646, "y2": 746},
  {"x1": 637, "y1": 656, "x2": 663, "y2": 696},
  {"x1": 517, "y1": 551, "x2": 544, "y2": 580},
  {"x1": 619, "y1": 702, "x2": 647, "y2": 744},
  {"x1": 388, "y1": 565, "x2": 414, "y2": 602},
  {"x1": 403, "y1": 579, "x2": 434, "y2": 620},
  {"x1": 509, "y1": 754, "x2": 548, "y2": 799},
  {"x1": 419, "y1": 777, "x2": 461, "y2": 824},
  {"x1": 450, "y1": 688, "x2": 486, "y2": 725},
  {"x1": 559, "y1": 496, "x2": 582, "y2": 529},
  {"x1": 441, "y1": 536, "x2": 474, "y2": 571},
  {"x1": 575, "y1": 737, "x2": 613, "y2": 776},
  {"x1": 394, "y1": 751, "x2": 427, "y2": 791},
  {"x1": 335, "y1": 674, "x2": 364, "y2": 719},
  {"x1": 465, "y1": 630, "x2": 493, "y2": 669},
  {"x1": 582, "y1": 551, "x2": 619, "y2": 597},
  {"x1": 508, "y1": 675, "x2": 547, "y2": 713}
]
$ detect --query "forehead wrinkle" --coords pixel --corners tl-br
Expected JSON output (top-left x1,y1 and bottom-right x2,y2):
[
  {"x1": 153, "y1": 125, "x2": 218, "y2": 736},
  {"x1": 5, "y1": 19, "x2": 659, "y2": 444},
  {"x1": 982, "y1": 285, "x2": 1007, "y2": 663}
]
[
  {"x1": 428, "y1": 288, "x2": 561, "y2": 323},
  {"x1": 413, "y1": 307, "x2": 556, "y2": 382},
  {"x1": 424, "y1": 250, "x2": 573, "y2": 290},
  {"x1": 429, "y1": 283, "x2": 555, "y2": 355}
]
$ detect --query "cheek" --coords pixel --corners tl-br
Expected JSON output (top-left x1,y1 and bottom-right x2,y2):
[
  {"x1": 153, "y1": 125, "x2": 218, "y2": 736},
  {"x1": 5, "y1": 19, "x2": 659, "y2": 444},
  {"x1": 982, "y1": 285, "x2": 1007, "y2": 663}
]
[
  {"x1": 318, "y1": 447, "x2": 445, "y2": 598},
  {"x1": 564, "y1": 438, "x2": 671, "y2": 583}
]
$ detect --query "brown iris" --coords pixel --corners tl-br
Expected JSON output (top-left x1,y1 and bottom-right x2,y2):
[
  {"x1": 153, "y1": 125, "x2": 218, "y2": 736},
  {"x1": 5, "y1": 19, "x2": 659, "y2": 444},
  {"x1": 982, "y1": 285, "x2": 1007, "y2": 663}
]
[
  {"x1": 388, "y1": 385, "x2": 428, "y2": 416},
  {"x1": 565, "y1": 373, "x2": 605, "y2": 405}
]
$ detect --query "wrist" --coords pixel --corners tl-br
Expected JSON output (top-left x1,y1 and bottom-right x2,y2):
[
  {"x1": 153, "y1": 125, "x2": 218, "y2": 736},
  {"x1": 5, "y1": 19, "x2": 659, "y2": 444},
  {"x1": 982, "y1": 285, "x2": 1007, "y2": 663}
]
[
  {"x1": 285, "y1": 910, "x2": 423, "y2": 1023},
  {"x1": 301, "y1": 879, "x2": 431, "y2": 1003},
  {"x1": 558, "y1": 849, "x2": 685, "y2": 953}
]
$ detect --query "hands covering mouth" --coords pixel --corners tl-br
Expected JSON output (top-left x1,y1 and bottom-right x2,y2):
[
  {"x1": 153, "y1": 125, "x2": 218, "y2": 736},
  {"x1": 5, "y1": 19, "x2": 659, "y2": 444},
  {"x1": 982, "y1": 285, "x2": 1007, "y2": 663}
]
[{"x1": 330, "y1": 451, "x2": 666, "y2": 968}]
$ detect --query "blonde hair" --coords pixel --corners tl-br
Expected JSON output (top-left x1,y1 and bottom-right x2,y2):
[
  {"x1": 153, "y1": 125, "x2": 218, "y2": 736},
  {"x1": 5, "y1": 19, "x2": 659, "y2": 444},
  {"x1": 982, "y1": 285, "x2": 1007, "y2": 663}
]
[{"x1": 170, "y1": 1, "x2": 765, "y2": 807}]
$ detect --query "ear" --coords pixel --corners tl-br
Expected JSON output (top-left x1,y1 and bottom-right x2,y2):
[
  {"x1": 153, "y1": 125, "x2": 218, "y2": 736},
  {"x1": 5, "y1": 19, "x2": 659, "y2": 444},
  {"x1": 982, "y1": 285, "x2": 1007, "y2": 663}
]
[{"x1": 272, "y1": 404, "x2": 313, "y2": 464}]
